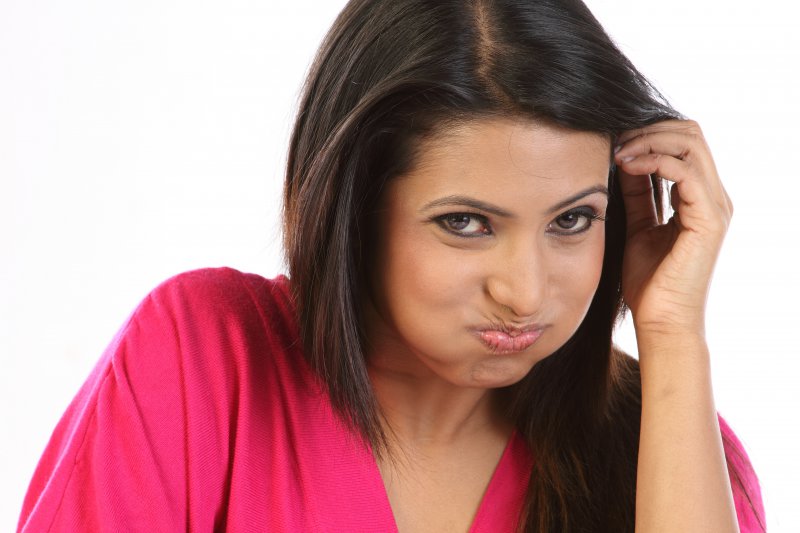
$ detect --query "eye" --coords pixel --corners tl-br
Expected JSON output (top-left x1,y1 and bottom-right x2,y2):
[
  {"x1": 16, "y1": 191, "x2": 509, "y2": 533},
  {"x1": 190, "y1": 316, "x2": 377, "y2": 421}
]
[
  {"x1": 434, "y1": 213, "x2": 492, "y2": 237},
  {"x1": 548, "y1": 206, "x2": 605, "y2": 236}
]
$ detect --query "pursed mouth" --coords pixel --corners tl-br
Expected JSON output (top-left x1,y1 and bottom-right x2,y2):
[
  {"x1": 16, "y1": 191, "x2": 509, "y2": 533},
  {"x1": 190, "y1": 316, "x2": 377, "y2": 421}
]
[
  {"x1": 476, "y1": 321, "x2": 544, "y2": 337},
  {"x1": 473, "y1": 324, "x2": 545, "y2": 353}
]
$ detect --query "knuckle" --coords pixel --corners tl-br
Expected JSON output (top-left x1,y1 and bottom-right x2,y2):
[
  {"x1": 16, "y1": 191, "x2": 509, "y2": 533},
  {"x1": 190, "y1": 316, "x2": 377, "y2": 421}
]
[
  {"x1": 683, "y1": 119, "x2": 701, "y2": 132},
  {"x1": 684, "y1": 120, "x2": 705, "y2": 142},
  {"x1": 724, "y1": 190, "x2": 734, "y2": 215},
  {"x1": 630, "y1": 131, "x2": 649, "y2": 151}
]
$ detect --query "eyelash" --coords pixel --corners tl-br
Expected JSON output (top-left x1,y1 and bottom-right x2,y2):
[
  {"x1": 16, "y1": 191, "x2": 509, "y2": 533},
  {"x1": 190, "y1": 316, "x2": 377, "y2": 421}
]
[{"x1": 432, "y1": 206, "x2": 606, "y2": 238}]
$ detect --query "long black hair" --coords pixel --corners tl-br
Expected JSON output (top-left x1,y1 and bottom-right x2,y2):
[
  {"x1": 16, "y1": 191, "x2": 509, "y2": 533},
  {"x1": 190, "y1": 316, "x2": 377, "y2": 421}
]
[{"x1": 282, "y1": 1, "x2": 763, "y2": 530}]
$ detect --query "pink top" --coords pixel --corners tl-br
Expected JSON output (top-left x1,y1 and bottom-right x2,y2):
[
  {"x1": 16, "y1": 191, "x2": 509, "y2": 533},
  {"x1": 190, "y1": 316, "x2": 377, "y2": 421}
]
[
  {"x1": 18, "y1": 268, "x2": 764, "y2": 532},
  {"x1": 18, "y1": 268, "x2": 531, "y2": 532}
]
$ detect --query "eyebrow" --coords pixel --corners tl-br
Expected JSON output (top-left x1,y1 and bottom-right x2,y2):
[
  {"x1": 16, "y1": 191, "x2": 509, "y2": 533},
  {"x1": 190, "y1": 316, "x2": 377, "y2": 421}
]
[
  {"x1": 419, "y1": 185, "x2": 610, "y2": 217},
  {"x1": 420, "y1": 196, "x2": 514, "y2": 217},
  {"x1": 544, "y1": 185, "x2": 609, "y2": 214}
]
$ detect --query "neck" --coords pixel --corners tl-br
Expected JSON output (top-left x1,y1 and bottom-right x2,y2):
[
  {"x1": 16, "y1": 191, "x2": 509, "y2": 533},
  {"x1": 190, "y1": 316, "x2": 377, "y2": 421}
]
[{"x1": 366, "y1": 353, "x2": 511, "y2": 451}]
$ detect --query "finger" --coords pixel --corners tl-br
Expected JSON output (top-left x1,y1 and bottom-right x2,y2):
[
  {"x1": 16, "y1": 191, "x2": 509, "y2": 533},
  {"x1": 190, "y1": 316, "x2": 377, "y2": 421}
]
[
  {"x1": 618, "y1": 168, "x2": 658, "y2": 238},
  {"x1": 614, "y1": 131, "x2": 720, "y2": 201},
  {"x1": 615, "y1": 119, "x2": 698, "y2": 146},
  {"x1": 616, "y1": 121, "x2": 727, "y2": 210},
  {"x1": 723, "y1": 188, "x2": 734, "y2": 217},
  {"x1": 617, "y1": 153, "x2": 719, "y2": 212},
  {"x1": 616, "y1": 131, "x2": 699, "y2": 164},
  {"x1": 618, "y1": 154, "x2": 730, "y2": 235}
]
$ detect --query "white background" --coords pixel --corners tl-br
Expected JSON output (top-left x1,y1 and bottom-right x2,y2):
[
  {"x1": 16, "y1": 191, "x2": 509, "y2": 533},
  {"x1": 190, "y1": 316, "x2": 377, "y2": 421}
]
[{"x1": 2, "y1": 0, "x2": 798, "y2": 530}]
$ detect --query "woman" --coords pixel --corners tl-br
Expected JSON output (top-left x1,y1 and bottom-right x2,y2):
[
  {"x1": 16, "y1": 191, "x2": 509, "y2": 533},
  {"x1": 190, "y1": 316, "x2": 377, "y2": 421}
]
[{"x1": 18, "y1": 0, "x2": 764, "y2": 531}]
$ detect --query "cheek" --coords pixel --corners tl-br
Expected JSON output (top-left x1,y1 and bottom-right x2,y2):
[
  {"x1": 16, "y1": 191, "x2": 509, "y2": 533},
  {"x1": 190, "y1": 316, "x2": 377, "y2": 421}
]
[
  {"x1": 551, "y1": 231, "x2": 606, "y2": 316},
  {"x1": 577, "y1": 232, "x2": 606, "y2": 311},
  {"x1": 584, "y1": 231, "x2": 606, "y2": 289},
  {"x1": 383, "y1": 232, "x2": 479, "y2": 313}
]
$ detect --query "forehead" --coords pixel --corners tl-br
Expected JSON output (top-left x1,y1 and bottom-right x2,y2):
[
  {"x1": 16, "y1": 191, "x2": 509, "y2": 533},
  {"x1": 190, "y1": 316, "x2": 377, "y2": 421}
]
[{"x1": 393, "y1": 118, "x2": 611, "y2": 206}]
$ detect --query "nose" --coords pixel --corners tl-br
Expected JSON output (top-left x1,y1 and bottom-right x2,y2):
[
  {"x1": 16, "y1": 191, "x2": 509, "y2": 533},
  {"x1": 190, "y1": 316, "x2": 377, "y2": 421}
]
[{"x1": 485, "y1": 241, "x2": 547, "y2": 320}]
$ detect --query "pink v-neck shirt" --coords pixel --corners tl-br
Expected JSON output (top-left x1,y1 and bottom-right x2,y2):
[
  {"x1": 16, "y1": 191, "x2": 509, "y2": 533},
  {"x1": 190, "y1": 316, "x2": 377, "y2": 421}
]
[{"x1": 18, "y1": 268, "x2": 764, "y2": 532}]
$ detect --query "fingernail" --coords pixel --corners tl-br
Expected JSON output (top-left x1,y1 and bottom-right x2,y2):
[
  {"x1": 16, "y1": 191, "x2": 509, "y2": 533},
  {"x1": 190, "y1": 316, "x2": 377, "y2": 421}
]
[
  {"x1": 614, "y1": 145, "x2": 622, "y2": 154},
  {"x1": 620, "y1": 155, "x2": 635, "y2": 163}
]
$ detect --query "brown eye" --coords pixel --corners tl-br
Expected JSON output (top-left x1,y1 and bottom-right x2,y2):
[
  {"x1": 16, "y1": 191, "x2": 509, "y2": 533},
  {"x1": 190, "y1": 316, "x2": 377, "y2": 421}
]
[
  {"x1": 555, "y1": 212, "x2": 584, "y2": 230},
  {"x1": 548, "y1": 207, "x2": 603, "y2": 236},
  {"x1": 435, "y1": 213, "x2": 492, "y2": 237},
  {"x1": 446, "y1": 214, "x2": 472, "y2": 231}
]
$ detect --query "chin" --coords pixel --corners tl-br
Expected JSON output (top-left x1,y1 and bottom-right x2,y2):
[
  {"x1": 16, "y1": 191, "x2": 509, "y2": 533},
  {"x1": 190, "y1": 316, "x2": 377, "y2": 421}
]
[{"x1": 464, "y1": 359, "x2": 538, "y2": 389}]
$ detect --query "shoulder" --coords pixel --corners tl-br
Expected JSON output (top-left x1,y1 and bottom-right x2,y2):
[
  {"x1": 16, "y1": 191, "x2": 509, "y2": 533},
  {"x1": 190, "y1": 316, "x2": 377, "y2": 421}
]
[
  {"x1": 17, "y1": 269, "x2": 307, "y2": 530},
  {"x1": 103, "y1": 267, "x2": 315, "y2": 476},
  {"x1": 111, "y1": 267, "x2": 309, "y2": 409},
  {"x1": 132, "y1": 265, "x2": 302, "y2": 359},
  {"x1": 127, "y1": 267, "x2": 299, "y2": 355},
  {"x1": 139, "y1": 267, "x2": 295, "y2": 328}
]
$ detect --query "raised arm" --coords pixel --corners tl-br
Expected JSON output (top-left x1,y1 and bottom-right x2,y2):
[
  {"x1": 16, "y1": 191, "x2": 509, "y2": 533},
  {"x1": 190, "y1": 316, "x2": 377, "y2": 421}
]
[{"x1": 614, "y1": 119, "x2": 739, "y2": 532}]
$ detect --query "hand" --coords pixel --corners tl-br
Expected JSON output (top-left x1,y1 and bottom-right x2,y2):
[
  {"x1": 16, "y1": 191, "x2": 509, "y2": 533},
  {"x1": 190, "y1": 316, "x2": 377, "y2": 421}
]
[{"x1": 614, "y1": 119, "x2": 733, "y2": 337}]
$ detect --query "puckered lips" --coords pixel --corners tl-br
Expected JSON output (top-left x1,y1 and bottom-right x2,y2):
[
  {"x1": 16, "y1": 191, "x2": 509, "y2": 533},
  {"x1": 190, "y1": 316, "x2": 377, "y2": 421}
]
[{"x1": 474, "y1": 323, "x2": 545, "y2": 354}]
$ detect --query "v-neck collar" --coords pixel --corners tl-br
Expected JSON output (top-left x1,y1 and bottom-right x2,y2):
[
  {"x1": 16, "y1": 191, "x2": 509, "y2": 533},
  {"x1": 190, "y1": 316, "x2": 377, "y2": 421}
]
[
  {"x1": 274, "y1": 274, "x2": 533, "y2": 531},
  {"x1": 360, "y1": 430, "x2": 533, "y2": 533}
]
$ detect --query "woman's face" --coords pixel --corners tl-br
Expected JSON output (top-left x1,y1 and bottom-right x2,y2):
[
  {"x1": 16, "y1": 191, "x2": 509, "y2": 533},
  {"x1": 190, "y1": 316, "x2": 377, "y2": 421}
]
[{"x1": 364, "y1": 118, "x2": 611, "y2": 389}]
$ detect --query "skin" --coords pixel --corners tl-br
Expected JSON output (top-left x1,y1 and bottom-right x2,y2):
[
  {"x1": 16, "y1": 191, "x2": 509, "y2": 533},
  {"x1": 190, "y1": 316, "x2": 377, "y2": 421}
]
[
  {"x1": 615, "y1": 120, "x2": 738, "y2": 531},
  {"x1": 363, "y1": 117, "x2": 738, "y2": 532},
  {"x1": 363, "y1": 118, "x2": 612, "y2": 532}
]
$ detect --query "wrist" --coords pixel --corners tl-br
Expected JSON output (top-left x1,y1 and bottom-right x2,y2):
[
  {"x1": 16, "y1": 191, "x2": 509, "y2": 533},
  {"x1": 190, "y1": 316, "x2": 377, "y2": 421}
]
[
  {"x1": 627, "y1": 292, "x2": 707, "y2": 339},
  {"x1": 632, "y1": 315, "x2": 706, "y2": 342},
  {"x1": 634, "y1": 327, "x2": 708, "y2": 358}
]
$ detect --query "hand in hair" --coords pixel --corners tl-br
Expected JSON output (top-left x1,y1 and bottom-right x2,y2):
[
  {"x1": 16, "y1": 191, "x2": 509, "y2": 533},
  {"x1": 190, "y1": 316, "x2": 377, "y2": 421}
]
[
  {"x1": 614, "y1": 119, "x2": 732, "y2": 337},
  {"x1": 615, "y1": 119, "x2": 739, "y2": 531}
]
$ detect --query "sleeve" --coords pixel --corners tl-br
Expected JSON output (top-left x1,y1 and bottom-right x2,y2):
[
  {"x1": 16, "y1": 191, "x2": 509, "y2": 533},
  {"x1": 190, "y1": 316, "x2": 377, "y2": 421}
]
[
  {"x1": 720, "y1": 415, "x2": 766, "y2": 533},
  {"x1": 17, "y1": 271, "x2": 237, "y2": 532}
]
